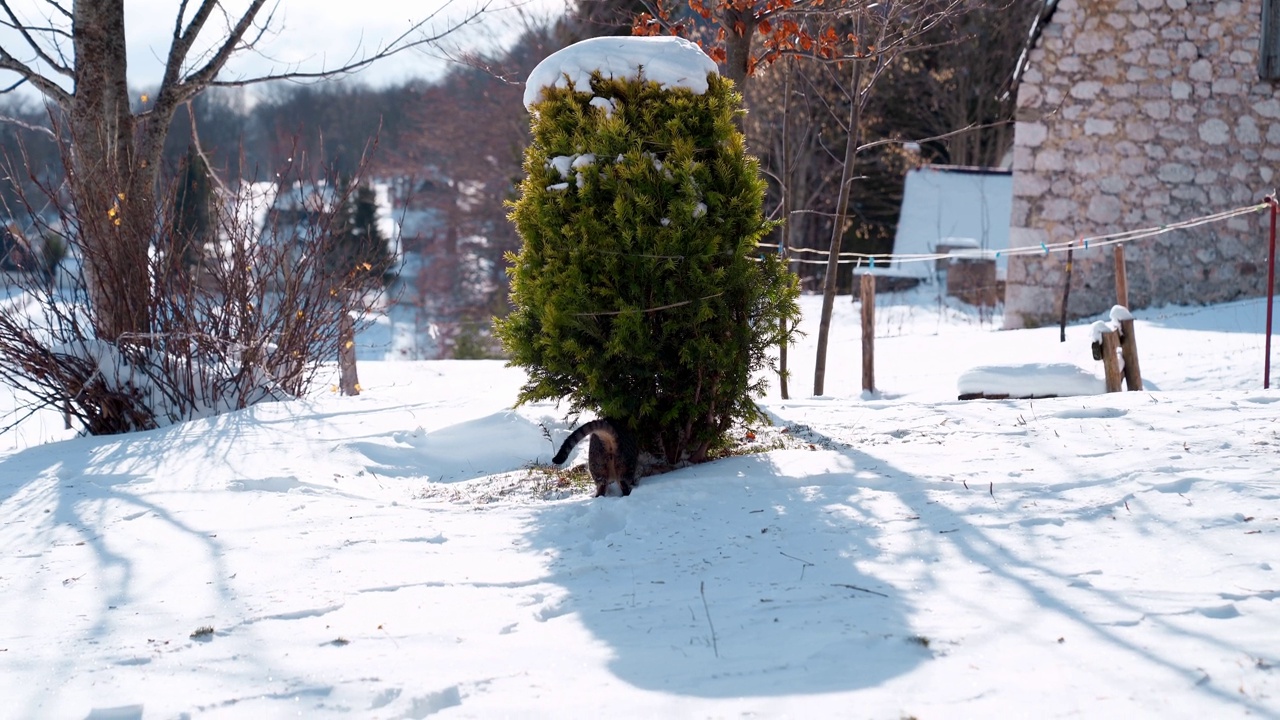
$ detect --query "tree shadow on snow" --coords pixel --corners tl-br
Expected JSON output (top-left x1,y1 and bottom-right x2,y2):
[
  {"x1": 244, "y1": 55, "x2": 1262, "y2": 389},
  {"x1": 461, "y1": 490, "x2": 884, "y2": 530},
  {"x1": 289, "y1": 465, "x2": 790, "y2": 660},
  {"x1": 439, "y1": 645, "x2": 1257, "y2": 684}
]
[
  {"x1": 521, "y1": 408, "x2": 1276, "y2": 712},
  {"x1": 520, "y1": 449, "x2": 932, "y2": 698},
  {"x1": 0, "y1": 416, "x2": 274, "y2": 718},
  {"x1": 752, "y1": 413, "x2": 1276, "y2": 715}
]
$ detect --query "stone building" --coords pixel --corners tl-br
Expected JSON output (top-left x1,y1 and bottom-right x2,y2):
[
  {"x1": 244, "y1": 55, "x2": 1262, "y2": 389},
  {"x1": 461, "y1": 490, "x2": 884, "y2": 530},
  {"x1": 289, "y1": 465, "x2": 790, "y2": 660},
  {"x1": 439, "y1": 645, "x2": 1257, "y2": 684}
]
[{"x1": 1005, "y1": 0, "x2": 1279, "y2": 328}]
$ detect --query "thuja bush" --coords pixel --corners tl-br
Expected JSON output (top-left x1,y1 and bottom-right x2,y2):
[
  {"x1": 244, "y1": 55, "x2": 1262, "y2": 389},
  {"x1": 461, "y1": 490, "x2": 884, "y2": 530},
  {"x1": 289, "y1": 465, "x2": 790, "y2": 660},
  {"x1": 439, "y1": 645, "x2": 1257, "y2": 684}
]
[{"x1": 497, "y1": 71, "x2": 800, "y2": 464}]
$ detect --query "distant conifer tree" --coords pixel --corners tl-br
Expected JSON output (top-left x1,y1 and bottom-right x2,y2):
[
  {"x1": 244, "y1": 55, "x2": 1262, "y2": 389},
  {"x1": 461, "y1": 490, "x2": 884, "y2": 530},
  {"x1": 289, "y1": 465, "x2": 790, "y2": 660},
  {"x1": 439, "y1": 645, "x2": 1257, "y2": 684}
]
[
  {"x1": 329, "y1": 182, "x2": 394, "y2": 286},
  {"x1": 171, "y1": 144, "x2": 214, "y2": 275},
  {"x1": 326, "y1": 181, "x2": 396, "y2": 396}
]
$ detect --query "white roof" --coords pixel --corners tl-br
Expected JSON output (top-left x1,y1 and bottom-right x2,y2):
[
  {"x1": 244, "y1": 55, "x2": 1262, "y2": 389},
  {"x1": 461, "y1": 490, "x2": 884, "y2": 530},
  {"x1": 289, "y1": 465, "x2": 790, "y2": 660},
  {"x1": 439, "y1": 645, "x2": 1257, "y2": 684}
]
[{"x1": 892, "y1": 166, "x2": 1012, "y2": 280}]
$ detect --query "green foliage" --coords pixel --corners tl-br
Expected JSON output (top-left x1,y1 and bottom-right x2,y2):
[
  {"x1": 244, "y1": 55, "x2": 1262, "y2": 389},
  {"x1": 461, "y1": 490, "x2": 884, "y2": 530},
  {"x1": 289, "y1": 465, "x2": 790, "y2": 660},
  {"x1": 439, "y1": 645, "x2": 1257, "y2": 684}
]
[
  {"x1": 496, "y1": 71, "x2": 800, "y2": 463},
  {"x1": 38, "y1": 230, "x2": 66, "y2": 274},
  {"x1": 452, "y1": 320, "x2": 503, "y2": 360}
]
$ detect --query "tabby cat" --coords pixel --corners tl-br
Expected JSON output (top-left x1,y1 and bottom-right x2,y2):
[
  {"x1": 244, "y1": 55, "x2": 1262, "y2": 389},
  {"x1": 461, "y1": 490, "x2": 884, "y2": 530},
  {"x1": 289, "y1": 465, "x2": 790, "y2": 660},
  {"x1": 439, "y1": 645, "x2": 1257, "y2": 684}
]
[{"x1": 551, "y1": 418, "x2": 639, "y2": 497}]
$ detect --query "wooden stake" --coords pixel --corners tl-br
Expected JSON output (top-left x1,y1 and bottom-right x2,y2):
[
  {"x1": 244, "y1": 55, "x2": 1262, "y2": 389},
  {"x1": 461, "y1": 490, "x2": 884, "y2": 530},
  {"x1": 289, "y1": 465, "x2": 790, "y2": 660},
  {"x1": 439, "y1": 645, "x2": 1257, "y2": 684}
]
[
  {"x1": 1114, "y1": 245, "x2": 1129, "y2": 309},
  {"x1": 1100, "y1": 328, "x2": 1123, "y2": 393},
  {"x1": 1265, "y1": 196, "x2": 1277, "y2": 389},
  {"x1": 861, "y1": 273, "x2": 875, "y2": 393},
  {"x1": 1118, "y1": 318, "x2": 1143, "y2": 391},
  {"x1": 1059, "y1": 244, "x2": 1074, "y2": 342}
]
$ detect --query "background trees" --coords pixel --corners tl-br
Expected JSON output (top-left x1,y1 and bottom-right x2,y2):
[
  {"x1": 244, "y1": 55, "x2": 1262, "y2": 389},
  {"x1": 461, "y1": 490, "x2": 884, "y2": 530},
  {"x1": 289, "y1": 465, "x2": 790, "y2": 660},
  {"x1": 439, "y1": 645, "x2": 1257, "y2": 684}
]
[
  {"x1": 633, "y1": 0, "x2": 1044, "y2": 393},
  {"x1": 0, "y1": 0, "x2": 1045, "y2": 409},
  {"x1": 0, "y1": 0, "x2": 487, "y2": 342},
  {"x1": 0, "y1": 0, "x2": 490, "y2": 433}
]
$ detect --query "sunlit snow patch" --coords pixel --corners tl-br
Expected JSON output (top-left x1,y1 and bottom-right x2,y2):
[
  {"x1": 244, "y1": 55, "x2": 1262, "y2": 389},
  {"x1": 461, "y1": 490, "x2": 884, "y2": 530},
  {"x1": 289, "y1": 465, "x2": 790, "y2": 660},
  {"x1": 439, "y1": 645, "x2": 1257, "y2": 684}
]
[{"x1": 589, "y1": 96, "x2": 617, "y2": 116}]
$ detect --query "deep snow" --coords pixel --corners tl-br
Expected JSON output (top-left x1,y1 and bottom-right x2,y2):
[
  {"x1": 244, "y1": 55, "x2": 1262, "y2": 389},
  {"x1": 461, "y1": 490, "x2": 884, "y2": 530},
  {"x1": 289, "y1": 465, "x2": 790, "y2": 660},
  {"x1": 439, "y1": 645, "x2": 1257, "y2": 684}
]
[{"x1": 1, "y1": 286, "x2": 1278, "y2": 719}]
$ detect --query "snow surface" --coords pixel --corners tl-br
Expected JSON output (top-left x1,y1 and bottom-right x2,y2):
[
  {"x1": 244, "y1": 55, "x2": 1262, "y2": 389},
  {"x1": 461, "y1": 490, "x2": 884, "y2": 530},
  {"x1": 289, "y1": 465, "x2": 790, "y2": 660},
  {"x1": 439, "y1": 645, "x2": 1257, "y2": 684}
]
[
  {"x1": 2, "y1": 287, "x2": 1279, "y2": 718},
  {"x1": 523, "y1": 36, "x2": 719, "y2": 109}
]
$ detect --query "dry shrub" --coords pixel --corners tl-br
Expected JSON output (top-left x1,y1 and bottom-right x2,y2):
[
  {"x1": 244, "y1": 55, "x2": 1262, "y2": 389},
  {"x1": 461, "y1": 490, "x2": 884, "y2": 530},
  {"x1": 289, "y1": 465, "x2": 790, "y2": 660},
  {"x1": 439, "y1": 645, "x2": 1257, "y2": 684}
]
[{"x1": 0, "y1": 149, "x2": 389, "y2": 436}]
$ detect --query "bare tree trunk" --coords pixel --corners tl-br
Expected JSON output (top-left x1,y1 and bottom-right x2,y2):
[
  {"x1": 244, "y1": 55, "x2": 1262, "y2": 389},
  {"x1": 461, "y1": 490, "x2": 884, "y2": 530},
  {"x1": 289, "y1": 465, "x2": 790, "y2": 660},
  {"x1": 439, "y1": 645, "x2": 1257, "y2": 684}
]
[
  {"x1": 777, "y1": 62, "x2": 795, "y2": 400},
  {"x1": 716, "y1": 8, "x2": 757, "y2": 93},
  {"x1": 70, "y1": 0, "x2": 154, "y2": 341},
  {"x1": 338, "y1": 296, "x2": 361, "y2": 396},
  {"x1": 813, "y1": 52, "x2": 865, "y2": 396}
]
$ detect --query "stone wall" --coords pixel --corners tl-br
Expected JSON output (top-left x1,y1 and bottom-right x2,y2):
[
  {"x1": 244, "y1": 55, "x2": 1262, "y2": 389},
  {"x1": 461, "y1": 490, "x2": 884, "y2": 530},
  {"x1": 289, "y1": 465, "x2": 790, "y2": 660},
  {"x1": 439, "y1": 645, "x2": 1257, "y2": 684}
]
[{"x1": 1005, "y1": 0, "x2": 1278, "y2": 328}]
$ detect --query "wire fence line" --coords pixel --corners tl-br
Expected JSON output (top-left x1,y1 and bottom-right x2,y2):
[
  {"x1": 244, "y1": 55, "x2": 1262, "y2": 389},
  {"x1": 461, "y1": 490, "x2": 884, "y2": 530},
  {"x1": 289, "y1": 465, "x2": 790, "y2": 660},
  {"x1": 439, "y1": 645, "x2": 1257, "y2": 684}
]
[{"x1": 758, "y1": 201, "x2": 1270, "y2": 267}]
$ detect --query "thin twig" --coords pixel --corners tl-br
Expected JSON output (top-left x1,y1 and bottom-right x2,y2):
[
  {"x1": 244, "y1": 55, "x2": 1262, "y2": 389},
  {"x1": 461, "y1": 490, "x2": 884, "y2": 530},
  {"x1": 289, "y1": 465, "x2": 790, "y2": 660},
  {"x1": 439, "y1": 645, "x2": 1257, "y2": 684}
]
[
  {"x1": 572, "y1": 292, "x2": 723, "y2": 317},
  {"x1": 779, "y1": 550, "x2": 815, "y2": 581},
  {"x1": 832, "y1": 583, "x2": 889, "y2": 598},
  {"x1": 699, "y1": 580, "x2": 719, "y2": 659}
]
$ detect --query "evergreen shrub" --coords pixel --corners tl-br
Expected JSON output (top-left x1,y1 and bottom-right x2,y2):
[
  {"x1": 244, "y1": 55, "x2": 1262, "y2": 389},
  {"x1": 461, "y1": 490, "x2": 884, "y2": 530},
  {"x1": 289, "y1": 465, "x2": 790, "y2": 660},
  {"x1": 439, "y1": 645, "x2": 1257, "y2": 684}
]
[{"x1": 497, "y1": 70, "x2": 800, "y2": 464}]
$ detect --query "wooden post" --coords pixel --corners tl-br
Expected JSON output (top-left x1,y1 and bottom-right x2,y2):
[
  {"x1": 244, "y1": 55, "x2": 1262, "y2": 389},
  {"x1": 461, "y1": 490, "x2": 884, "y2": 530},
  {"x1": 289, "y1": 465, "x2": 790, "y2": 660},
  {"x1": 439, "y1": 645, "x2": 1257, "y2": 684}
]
[
  {"x1": 1265, "y1": 196, "x2": 1277, "y2": 389},
  {"x1": 1118, "y1": 318, "x2": 1143, "y2": 391},
  {"x1": 1100, "y1": 328, "x2": 1123, "y2": 392},
  {"x1": 1114, "y1": 245, "x2": 1129, "y2": 309},
  {"x1": 860, "y1": 273, "x2": 875, "y2": 394},
  {"x1": 1059, "y1": 244, "x2": 1074, "y2": 342}
]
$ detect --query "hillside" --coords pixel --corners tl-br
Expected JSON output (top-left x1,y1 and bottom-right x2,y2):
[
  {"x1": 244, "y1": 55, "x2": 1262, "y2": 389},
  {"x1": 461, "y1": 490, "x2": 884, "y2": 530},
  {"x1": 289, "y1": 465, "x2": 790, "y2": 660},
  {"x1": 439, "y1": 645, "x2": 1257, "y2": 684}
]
[{"x1": 1, "y1": 289, "x2": 1277, "y2": 718}]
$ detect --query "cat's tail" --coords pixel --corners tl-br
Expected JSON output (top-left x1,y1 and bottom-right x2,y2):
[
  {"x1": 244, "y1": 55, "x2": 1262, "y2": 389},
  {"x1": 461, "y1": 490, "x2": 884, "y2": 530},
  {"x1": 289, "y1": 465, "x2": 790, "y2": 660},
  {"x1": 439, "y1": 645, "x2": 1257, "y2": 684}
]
[{"x1": 551, "y1": 419, "x2": 617, "y2": 464}]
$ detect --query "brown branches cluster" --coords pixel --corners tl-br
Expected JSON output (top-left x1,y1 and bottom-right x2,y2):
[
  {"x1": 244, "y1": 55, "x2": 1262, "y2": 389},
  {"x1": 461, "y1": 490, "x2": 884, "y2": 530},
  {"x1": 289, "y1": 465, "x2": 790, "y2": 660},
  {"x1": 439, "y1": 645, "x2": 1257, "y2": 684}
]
[
  {"x1": 0, "y1": 150, "x2": 389, "y2": 436},
  {"x1": 0, "y1": 0, "x2": 490, "y2": 358}
]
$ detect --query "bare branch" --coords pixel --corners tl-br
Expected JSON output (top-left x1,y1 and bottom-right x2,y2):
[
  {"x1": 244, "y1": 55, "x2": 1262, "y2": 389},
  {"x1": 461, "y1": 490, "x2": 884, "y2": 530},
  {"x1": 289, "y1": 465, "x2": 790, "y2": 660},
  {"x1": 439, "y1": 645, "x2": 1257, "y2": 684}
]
[
  {"x1": 0, "y1": 3, "x2": 73, "y2": 105},
  {"x1": 175, "y1": 0, "x2": 271, "y2": 100},
  {"x1": 0, "y1": 2, "x2": 72, "y2": 76},
  {"x1": 42, "y1": 0, "x2": 71, "y2": 21},
  {"x1": 0, "y1": 54, "x2": 71, "y2": 107},
  {"x1": 183, "y1": 98, "x2": 232, "y2": 197},
  {"x1": 207, "y1": 0, "x2": 496, "y2": 88},
  {"x1": 161, "y1": 0, "x2": 221, "y2": 93},
  {"x1": 0, "y1": 113, "x2": 55, "y2": 140},
  {"x1": 0, "y1": 16, "x2": 73, "y2": 42}
]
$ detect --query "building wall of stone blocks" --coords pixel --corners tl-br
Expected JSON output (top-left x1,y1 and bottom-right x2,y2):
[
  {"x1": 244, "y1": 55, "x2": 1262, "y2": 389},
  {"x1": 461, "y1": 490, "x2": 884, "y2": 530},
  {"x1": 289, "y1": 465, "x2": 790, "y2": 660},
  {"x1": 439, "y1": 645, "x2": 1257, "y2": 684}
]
[{"x1": 1005, "y1": 0, "x2": 1277, "y2": 329}]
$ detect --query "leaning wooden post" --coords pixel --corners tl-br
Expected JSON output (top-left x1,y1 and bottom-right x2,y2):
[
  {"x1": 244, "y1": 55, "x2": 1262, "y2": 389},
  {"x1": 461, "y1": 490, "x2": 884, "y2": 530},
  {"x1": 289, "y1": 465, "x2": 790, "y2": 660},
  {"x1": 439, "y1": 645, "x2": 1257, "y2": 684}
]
[
  {"x1": 1118, "y1": 318, "x2": 1143, "y2": 390},
  {"x1": 1109, "y1": 306, "x2": 1143, "y2": 391},
  {"x1": 860, "y1": 273, "x2": 875, "y2": 393},
  {"x1": 1100, "y1": 328, "x2": 1123, "y2": 393},
  {"x1": 1114, "y1": 245, "x2": 1129, "y2": 309}
]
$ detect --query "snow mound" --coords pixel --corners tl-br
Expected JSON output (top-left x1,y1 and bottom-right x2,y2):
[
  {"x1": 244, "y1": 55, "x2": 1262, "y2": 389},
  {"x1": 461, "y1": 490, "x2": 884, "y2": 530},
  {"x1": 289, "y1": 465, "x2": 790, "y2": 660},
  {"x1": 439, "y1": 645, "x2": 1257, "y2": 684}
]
[
  {"x1": 957, "y1": 362, "x2": 1104, "y2": 398},
  {"x1": 524, "y1": 35, "x2": 719, "y2": 108}
]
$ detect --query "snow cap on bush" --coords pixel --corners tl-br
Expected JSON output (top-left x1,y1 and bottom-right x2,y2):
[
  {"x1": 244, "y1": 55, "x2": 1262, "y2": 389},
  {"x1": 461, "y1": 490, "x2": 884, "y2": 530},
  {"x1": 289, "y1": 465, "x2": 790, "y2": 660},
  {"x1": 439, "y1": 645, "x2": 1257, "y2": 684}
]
[{"x1": 523, "y1": 36, "x2": 719, "y2": 109}]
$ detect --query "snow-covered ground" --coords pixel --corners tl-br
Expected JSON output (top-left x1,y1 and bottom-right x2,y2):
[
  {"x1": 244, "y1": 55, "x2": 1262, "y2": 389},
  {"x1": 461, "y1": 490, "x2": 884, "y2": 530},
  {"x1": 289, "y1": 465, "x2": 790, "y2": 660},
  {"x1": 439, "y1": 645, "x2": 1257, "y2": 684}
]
[{"x1": 2, "y1": 286, "x2": 1278, "y2": 719}]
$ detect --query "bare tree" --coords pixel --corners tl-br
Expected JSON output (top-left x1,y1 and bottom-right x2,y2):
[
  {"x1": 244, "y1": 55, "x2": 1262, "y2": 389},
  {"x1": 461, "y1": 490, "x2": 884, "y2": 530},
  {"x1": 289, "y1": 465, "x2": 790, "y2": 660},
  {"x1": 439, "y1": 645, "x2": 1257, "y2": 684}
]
[
  {"x1": 636, "y1": 0, "x2": 966, "y2": 395},
  {"x1": 391, "y1": 23, "x2": 553, "y2": 358},
  {"x1": 0, "y1": 150, "x2": 387, "y2": 435},
  {"x1": 0, "y1": 0, "x2": 492, "y2": 342},
  {"x1": 801, "y1": 3, "x2": 965, "y2": 395}
]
